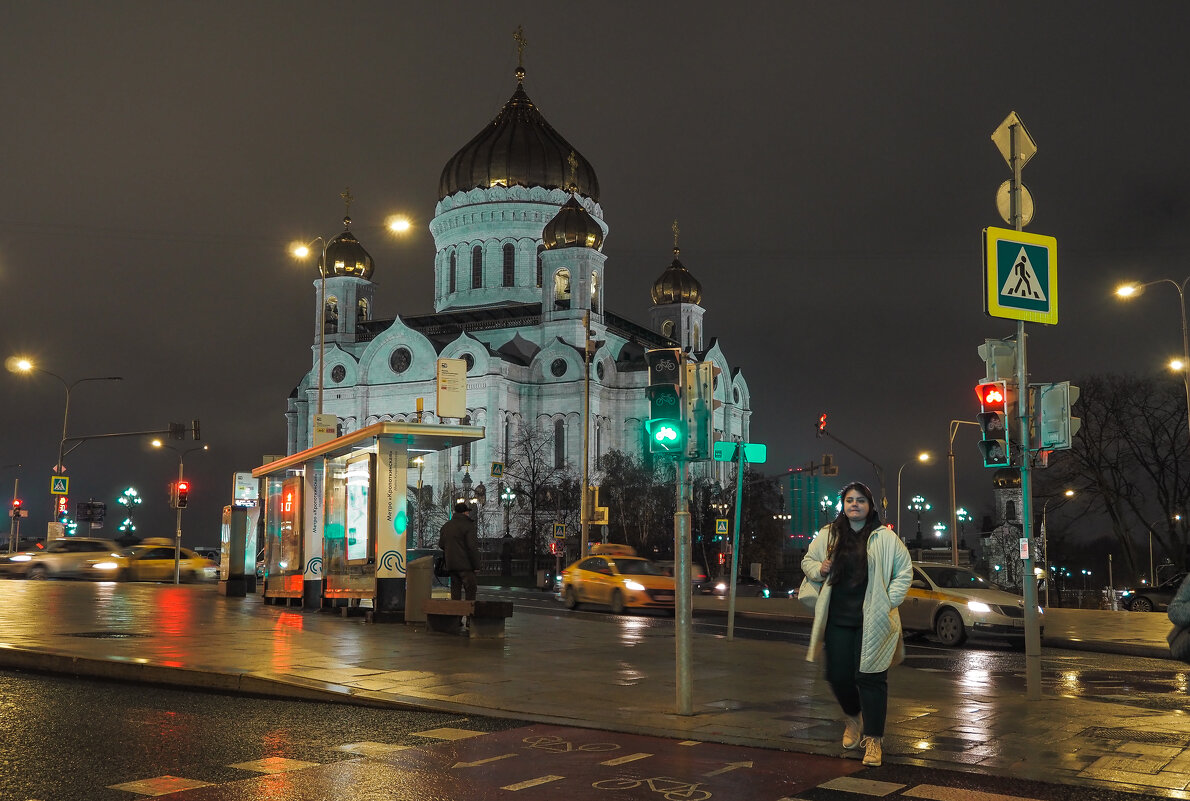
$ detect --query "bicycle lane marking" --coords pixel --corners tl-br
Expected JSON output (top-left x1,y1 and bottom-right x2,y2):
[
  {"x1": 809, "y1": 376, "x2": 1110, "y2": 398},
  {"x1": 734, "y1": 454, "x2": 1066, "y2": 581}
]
[{"x1": 368, "y1": 723, "x2": 865, "y2": 800}]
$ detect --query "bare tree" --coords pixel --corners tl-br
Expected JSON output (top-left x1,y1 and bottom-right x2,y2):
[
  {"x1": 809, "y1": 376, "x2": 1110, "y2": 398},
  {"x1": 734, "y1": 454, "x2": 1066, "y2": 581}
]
[
  {"x1": 504, "y1": 422, "x2": 565, "y2": 575},
  {"x1": 1042, "y1": 373, "x2": 1190, "y2": 576},
  {"x1": 598, "y1": 450, "x2": 675, "y2": 556}
]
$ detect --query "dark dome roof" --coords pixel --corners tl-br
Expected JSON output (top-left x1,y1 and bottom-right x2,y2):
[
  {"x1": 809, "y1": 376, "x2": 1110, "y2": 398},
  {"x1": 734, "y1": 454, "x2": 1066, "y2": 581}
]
[
  {"x1": 542, "y1": 195, "x2": 604, "y2": 251},
  {"x1": 320, "y1": 217, "x2": 374, "y2": 280},
  {"x1": 651, "y1": 250, "x2": 703, "y2": 305},
  {"x1": 439, "y1": 82, "x2": 600, "y2": 201},
  {"x1": 992, "y1": 468, "x2": 1021, "y2": 488}
]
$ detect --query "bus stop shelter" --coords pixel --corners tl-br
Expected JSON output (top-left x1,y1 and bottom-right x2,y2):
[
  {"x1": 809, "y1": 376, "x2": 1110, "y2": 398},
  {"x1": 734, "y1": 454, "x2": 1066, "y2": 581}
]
[{"x1": 252, "y1": 421, "x2": 484, "y2": 614}]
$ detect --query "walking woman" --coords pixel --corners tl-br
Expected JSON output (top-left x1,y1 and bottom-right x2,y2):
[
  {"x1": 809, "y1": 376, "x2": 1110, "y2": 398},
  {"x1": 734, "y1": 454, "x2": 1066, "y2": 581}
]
[{"x1": 801, "y1": 481, "x2": 912, "y2": 767}]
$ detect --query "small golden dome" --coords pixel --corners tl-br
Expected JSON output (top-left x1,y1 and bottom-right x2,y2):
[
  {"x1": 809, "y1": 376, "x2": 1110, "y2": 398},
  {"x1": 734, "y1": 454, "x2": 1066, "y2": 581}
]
[
  {"x1": 541, "y1": 195, "x2": 605, "y2": 251},
  {"x1": 651, "y1": 251, "x2": 703, "y2": 305},
  {"x1": 320, "y1": 216, "x2": 374, "y2": 279}
]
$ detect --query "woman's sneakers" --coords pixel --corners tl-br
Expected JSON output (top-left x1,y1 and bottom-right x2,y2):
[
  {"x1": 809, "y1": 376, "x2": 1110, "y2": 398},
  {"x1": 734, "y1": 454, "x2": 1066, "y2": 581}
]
[
  {"x1": 861, "y1": 736, "x2": 882, "y2": 767},
  {"x1": 842, "y1": 714, "x2": 863, "y2": 750}
]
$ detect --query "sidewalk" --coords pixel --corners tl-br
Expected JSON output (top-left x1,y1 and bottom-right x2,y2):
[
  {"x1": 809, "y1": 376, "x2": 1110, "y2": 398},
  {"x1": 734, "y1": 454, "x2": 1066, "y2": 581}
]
[{"x1": 0, "y1": 581, "x2": 1185, "y2": 796}]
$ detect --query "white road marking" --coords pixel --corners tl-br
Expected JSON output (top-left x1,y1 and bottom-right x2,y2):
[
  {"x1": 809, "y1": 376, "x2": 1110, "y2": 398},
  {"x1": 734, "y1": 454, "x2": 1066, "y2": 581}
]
[{"x1": 502, "y1": 775, "x2": 566, "y2": 791}]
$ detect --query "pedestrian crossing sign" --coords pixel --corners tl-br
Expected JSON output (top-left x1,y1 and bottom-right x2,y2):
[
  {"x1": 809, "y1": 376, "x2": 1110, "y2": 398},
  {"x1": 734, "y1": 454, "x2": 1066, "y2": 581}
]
[
  {"x1": 715, "y1": 519, "x2": 728, "y2": 535},
  {"x1": 984, "y1": 226, "x2": 1058, "y2": 324},
  {"x1": 50, "y1": 476, "x2": 69, "y2": 495},
  {"x1": 554, "y1": 523, "x2": 566, "y2": 539}
]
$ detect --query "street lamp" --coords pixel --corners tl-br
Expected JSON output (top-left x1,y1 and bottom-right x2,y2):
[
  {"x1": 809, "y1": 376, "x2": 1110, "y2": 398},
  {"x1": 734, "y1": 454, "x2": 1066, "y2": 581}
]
[
  {"x1": 7, "y1": 357, "x2": 122, "y2": 476},
  {"x1": 152, "y1": 439, "x2": 209, "y2": 584},
  {"x1": 1116, "y1": 278, "x2": 1190, "y2": 439},
  {"x1": 501, "y1": 484, "x2": 517, "y2": 539},
  {"x1": 413, "y1": 456, "x2": 425, "y2": 548},
  {"x1": 932, "y1": 521, "x2": 948, "y2": 543},
  {"x1": 116, "y1": 487, "x2": 141, "y2": 536},
  {"x1": 819, "y1": 494, "x2": 836, "y2": 526},
  {"x1": 1040, "y1": 488, "x2": 1074, "y2": 607},
  {"x1": 895, "y1": 451, "x2": 931, "y2": 538},
  {"x1": 955, "y1": 507, "x2": 971, "y2": 547},
  {"x1": 1081, "y1": 568, "x2": 1092, "y2": 591},
  {"x1": 908, "y1": 495, "x2": 931, "y2": 546}
]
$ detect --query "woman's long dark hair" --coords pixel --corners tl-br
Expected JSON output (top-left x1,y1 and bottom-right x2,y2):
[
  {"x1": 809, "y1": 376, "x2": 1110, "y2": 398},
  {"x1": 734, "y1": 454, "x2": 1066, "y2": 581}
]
[{"x1": 827, "y1": 481, "x2": 882, "y2": 586}]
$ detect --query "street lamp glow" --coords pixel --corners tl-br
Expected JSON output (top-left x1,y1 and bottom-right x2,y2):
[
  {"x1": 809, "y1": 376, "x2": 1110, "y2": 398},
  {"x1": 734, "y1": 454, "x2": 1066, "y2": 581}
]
[
  {"x1": 1115, "y1": 283, "x2": 1140, "y2": 298},
  {"x1": 386, "y1": 216, "x2": 412, "y2": 233},
  {"x1": 291, "y1": 243, "x2": 311, "y2": 259},
  {"x1": 1171, "y1": 359, "x2": 1186, "y2": 372},
  {"x1": 8, "y1": 357, "x2": 33, "y2": 372},
  {"x1": 918, "y1": 452, "x2": 931, "y2": 463}
]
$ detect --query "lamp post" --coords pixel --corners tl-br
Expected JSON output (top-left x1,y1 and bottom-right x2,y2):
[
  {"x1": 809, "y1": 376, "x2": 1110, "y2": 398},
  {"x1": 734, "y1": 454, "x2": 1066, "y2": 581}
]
[
  {"x1": 948, "y1": 419, "x2": 980, "y2": 566},
  {"x1": 819, "y1": 494, "x2": 835, "y2": 527},
  {"x1": 908, "y1": 495, "x2": 931, "y2": 546},
  {"x1": 955, "y1": 507, "x2": 971, "y2": 548},
  {"x1": 895, "y1": 451, "x2": 931, "y2": 539},
  {"x1": 1040, "y1": 488, "x2": 1074, "y2": 607},
  {"x1": 152, "y1": 440, "x2": 209, "y2": 583},
  {"x1": 1117, "y1": 278, "x2": 1190, "y2": 439},
  {"x1": 7, "y1": 358, "x2": 122, "y2": 476},
  {"x1": 932, "y1": 521, "x2": 948, "y2": 545},
  {"x1": 413, "y1": 456, "x2": 425, "y2": 548},
  {"x1": 116, "y1": 487, "x2": 141, "y2": 537},
  {"x1": 500, "y1": 484, "x2": 517, "y2": 539}
]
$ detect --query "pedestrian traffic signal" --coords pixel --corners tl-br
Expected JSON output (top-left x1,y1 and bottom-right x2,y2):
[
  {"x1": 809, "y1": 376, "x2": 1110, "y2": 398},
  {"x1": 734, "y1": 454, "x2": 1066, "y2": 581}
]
[
  {"x1": 976, "y1": 380, "x2": 1013, "y2": 467},
  {"x1": 11, "y1": 499, "x2": 20, "y2": 510},
  {"x1": 684, "y1": 361, "x2": 717, "y2": 460},
  {"x1": 175, "y1": 480, "x2": 190, "y2": 509},
  {"x1": 816, "y1": 413, "x2": 827, "y2": 438}
]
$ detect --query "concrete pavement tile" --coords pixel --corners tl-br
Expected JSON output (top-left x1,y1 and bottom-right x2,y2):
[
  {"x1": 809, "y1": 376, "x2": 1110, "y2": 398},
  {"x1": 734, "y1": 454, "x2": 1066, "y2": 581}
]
[
  {"x1": 409, "y1": 726, "x2": 486, "y2": 740},
  {"x1": 1081, "y1": 753, "x2": 1174, "y2": 776},
  {"x1": 228, "y1": 756, "x2": 321, "y2": 773},
  {"x1": 1078, "y1": 765, "x2": 1190, "y2": 791},
  {"x1": 1115, "y1": 742, "x2": 1185, "y2": 758},
  {"x1": 107, "y1": 775, "x2": 215, "y2": 796}
]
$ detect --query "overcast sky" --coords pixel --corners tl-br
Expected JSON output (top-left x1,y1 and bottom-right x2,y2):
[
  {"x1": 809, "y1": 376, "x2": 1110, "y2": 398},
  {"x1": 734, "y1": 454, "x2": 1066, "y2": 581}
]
[{"x1": 3, "y1": 2, "x2": 1189, "y2": 544}]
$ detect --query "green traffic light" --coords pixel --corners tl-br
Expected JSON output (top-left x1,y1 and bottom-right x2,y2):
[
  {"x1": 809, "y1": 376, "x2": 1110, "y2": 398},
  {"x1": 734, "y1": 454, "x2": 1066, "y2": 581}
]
[{"x1": 654, "y1": 425, "x2": 679, "y2": 442}]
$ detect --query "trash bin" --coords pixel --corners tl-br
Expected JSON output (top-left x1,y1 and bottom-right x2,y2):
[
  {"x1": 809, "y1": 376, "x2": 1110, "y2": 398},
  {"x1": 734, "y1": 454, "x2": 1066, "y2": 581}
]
[{"x1": 406, "y1": 555, "x2": 435, "y2": 623}]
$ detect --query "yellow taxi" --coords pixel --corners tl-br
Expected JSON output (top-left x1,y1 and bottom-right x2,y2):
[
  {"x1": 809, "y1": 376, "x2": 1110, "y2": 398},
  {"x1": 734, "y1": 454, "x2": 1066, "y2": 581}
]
[
  {"x1": 560, "y1": 544, "x2": 675, "y2": 614},
  {"x1": 122, "y1": 539, "x2": 219, "y2": 582}
]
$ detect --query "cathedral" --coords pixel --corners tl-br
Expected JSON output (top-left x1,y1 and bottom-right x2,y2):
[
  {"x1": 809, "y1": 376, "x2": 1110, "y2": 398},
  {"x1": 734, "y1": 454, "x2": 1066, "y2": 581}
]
[{"x1": 285, "y1": 45, "x2": 753, "y2": 542}]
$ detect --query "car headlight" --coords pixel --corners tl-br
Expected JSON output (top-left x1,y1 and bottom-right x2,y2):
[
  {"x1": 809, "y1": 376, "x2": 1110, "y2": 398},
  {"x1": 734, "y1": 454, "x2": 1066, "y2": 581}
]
[
  {"x1": 715, "y1": 582, "x2": 727, "y2": 592},
  {"x1": 10, "y1": 554, "x2": 32, "y2": 562},
  {"x1": 624, "y1": 580, "x2": 646, "y2": 592},
  {"x1": 968, "y1": 600, "x2": 992, "y2": 613},
  {"x1": 91, "y1": 561, "x2": 120, "y2": 570}
]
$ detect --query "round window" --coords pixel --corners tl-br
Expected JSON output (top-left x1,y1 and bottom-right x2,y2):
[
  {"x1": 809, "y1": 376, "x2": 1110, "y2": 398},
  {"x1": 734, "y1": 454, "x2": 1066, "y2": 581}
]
[
  {"x1": 551, "y1": 358, "x2": 567, "y2": 378},
  {"x1": 331, "y1": 365, "x2": 346, "y2": 383},
  {"x1": 390, "y1": 347, "x2": 412, "y2": 374},
  {"x1": 462, "y1": 353, "x2": 475, "y2": 371},
  {"x1": 596, "y1": 361, "x2": 605, "y2": 380}
]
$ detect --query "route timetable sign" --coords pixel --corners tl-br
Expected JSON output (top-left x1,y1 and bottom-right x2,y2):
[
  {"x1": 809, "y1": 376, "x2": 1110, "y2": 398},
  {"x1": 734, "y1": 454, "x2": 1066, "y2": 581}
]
[{"x1": 984, "y1": 226, "x2": 1058, "y2": 325}]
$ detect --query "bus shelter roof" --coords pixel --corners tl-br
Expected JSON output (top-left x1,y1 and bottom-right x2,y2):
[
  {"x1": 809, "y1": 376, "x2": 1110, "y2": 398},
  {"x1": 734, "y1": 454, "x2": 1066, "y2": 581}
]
[{"x1": 252, "y1": 421, "x2": 485, "y2": 479}]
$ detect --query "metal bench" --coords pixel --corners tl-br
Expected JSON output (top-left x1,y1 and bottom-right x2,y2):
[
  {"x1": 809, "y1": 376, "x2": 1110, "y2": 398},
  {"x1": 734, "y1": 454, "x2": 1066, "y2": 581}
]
[{"x1": 422, "y1": 599, "x2": 513, "y2": 639}]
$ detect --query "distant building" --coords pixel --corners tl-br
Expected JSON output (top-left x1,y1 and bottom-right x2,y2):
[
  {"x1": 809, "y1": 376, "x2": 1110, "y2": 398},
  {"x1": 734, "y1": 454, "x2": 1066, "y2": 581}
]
[
  {"x1": 983, "y1": 468, "x2": 1024, "y2": 588},
  {"x1": 286, "y1": 56, "x2": 753, "y2": 542}
]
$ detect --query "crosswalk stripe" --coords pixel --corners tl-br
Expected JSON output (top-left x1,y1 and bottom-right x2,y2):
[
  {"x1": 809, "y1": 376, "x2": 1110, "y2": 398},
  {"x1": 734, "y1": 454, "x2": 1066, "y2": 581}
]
[
  {"x1": 502, "y1": 775, "x2": 566, "y2": 791},
  {"x1": 905, "y1": 785, "x2": 1044, "y2": 801}
]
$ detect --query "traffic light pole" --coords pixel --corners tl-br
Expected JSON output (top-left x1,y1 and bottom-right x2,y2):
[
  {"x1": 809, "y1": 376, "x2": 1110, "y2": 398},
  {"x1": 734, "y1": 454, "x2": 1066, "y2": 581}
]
[
  {"x1": 1008, "y1": 121, "x2": 1042, "y2": 701},
  {"x1": 674, "y1": 453, "x2": 693, "y2": 716},
  {"x1": 8, "y1": 477, "x2": 18, "y2": 553},
  {"x1": 726, "y1": 443, "x2": 746, "y2": 641}
]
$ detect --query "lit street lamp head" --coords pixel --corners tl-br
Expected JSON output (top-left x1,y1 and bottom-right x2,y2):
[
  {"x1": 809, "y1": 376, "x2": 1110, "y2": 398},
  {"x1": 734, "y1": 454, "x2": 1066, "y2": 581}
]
[{"x1": 1116, "y1": 283, "x2": 1141, "y2": 298}]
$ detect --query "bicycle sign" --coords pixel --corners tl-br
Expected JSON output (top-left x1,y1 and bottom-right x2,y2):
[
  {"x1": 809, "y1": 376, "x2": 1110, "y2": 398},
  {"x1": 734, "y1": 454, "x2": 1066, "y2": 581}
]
[
  {"x1": 523, "y1": 734, "x2": 618, "y2": 753},
  {"x1": 593, "y1": 776, "x2": 711, "y2": 800}
]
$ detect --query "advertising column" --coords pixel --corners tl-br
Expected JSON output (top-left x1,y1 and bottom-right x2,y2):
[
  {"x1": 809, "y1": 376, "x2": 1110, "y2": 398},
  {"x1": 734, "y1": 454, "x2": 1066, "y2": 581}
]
[
  {"x1": 302, "y1": 459, "x2": 324, "y2": 609},
  {"x1": 374, "y1": 437, "x2": 409, "y2": 614}
]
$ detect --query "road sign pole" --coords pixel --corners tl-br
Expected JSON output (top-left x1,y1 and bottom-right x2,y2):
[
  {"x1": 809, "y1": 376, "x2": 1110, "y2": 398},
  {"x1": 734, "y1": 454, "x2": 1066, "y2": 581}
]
[
  {"x1": 727, "y1": 442, "x2": 746, "y2": 641},
  {"x1": 1009, "y1": 119, "x2": 1042, "y2": 701},
  {"x1": 674, "y1": 452, "x2": 692, "y2": 716}
]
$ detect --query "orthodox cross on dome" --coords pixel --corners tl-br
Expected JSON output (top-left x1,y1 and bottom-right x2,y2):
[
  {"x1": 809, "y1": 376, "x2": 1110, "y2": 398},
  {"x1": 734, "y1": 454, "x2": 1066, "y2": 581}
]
[
  {"x1": 672, "y1": 219, "x2": 681, "y2": 256},
  {"x1": 567, "y1": 151, "x2": 578, "y2": 192},
  {"x1": 340, "y1": 187, "x2": 353, "y2": 228},
  {"x1": 514, "y1": 25, "x2": 527, "y2": 82}
]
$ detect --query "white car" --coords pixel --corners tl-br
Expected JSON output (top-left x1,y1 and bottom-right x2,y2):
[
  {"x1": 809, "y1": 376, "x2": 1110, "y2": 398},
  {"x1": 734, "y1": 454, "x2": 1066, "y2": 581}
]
[
  {"x1": 899, "y1": 563, "x2": 1041, "y2": 647},
  {"x1": 6, "y1": 537, "x2": 125, "y2": 581}
]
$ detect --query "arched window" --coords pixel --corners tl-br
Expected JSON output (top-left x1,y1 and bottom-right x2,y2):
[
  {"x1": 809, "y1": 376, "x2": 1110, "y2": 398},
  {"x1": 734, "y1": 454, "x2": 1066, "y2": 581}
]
[
  {"x1": 502, "y1": 243, "x2": 515, "y2": 287},
  {"x1": 357, "y1": 298, "x2": 368, "y2": 323},
  {"x1": 1005, "y1": 500, "x2": 1017, "y2": 522},
  {"x1": 590, "y1": 270, "x2": 600, "y2": 314},
  {"x1": 554, "y1": 269, "x2": 571, "y2": 310},
  {"x1": 536, "y1": 245, "x2": 544, "y2": 287},
  {"x1": 503, "y1": 419, "x2": 511, "y2": 461},
  {"x1": 595, "y1": 420, "x2": 602, "y2": 469},
  {"x1": 449, "y1": 251, "x2": 457, "y2": 293},
  {"x1": 693, "y1": 323, "x2": 701, "y2": 349},
  {"x1": 472, "y1": 245, "x2": 483, "y2": 289},
  {"x1": 661, "y1": 319, "x2": 675, "y2": 338},
  {"x1": 325, "y1": 296, "x2": 339, "y2": 334},
  {"x1": 554, "y1": 418, "x2": 565, "y2": 469}
]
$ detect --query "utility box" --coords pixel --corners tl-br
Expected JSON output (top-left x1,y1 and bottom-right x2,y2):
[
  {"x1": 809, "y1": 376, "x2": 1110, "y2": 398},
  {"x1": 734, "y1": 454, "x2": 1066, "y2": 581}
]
[{"x1": 405, "y1": 555, "x2": 434, "y2": 624}]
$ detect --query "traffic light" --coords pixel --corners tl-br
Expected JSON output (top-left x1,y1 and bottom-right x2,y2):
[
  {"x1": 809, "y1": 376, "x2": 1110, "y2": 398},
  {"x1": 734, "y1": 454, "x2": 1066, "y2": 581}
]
[
  {"x1": 9, "y1": 498, "x2": 21, "y2": 518},
  {"x1": 1034, "y1": 381, "x2": 1081, "y2": 451},
  {"x1": 816, "y1": 413, "x2": 827, "y2": 438},
  {"x1": 684, "y1": 360, "x2": 717, "y2": 460},
  {"x1": 175, "y1": 480, "x2": 190, "y2": 509},
  {"x1": 976, "y1": 380, "x2": 1014, "y2": 467},
  {"x1": 645, "y1": 348, "x2": 685, "y2": 456}
]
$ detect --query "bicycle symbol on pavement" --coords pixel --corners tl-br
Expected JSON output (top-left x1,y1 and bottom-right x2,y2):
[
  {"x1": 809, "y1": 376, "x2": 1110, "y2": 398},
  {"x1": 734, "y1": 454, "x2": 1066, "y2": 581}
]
[
  {"x1": 522, "y1": 734, "x2": 620, "y2": 753},
  {"x1": 593, "y1": 776, "x2": 712, "y2": 800}
]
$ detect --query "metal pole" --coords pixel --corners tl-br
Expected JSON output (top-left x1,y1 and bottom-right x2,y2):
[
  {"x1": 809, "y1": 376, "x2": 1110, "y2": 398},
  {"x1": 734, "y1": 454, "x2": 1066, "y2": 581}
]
[
  {"x1": 896, "y1": 464, "x2": 904, "y2": 539},
  {"x1": 580, "y1": 311, "x2": 591, "y2": 558},
  {"x1": 727, "y1": 444, "x2": 746, "y2": 641},
  {"x1": 1042, "y1": 502, "x2": 1050, "y2": 607},
  {"x1": 1010, "y1": 121, "x2": 1042, "y2": 700},
  {"x1": 318, "y1": 270, "x2": 326, "y2": 416},
  {"x1": 174, "y1": 458, "x2": 183, "y2": 584},
  {"x1": 1178, "y1": 281, "x2": 1190, "y2": 441},
  {"x1": 1108, "y1": 554, "x2": 1116, "y2": 610},
  {"x1": 1149, "y1": 530, "x2": 1154, "y2": 588},
  {"x1": 675, "y1": 453, "x2": 692, "y2": 715},
  {"x1": 8, "y1": 477, "x2": 18, "y2": 553}
]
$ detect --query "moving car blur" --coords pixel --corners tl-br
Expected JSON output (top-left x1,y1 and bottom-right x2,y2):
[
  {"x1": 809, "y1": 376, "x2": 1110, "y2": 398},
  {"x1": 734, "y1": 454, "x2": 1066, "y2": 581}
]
[
  {"x1": 901, "y1": 562, "x2": 1039, "y2": 647},
  {"x1": 706, "y1": 575, "x2": 770, "y2": 598},
  {"x1": 0, "y1": 537, "x2": 124, "y2": 580},
  {"x1": 561, "y1": 544, "x2": 675, "y2": 614},
  {"x1": 1121, "y1": 571, "x2": 1188, "y2": 612},
  {"x1": 122, "y1": 540, "x2": 218, "y2": 582}
]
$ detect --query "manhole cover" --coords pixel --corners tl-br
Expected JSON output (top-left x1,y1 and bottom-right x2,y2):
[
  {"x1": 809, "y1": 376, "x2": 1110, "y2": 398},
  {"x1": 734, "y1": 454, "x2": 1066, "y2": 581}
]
[
  {"x1": 1080, "y1": 726, "x2": 1189, "y2": 746},
  {"x1": 65, "y1": 631, "x2": 149, "y2": 639}
]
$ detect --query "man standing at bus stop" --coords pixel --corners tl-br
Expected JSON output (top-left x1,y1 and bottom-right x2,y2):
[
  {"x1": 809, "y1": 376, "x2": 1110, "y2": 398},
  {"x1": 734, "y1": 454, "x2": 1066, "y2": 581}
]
[{"x1": 439, "y1": 502, "x2": 480, "y2": 601}]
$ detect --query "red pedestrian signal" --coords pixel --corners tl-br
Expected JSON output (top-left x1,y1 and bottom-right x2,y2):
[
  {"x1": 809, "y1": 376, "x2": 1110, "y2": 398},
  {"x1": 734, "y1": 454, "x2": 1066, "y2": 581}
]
[
  {"x1": 176, "y1": 480, "x2": 190, "y2": 509},
  {"x1": 976, "y1": 382, "x2": 1006, "y2": 409},
  {"x1": 11, "y1": 499, "x2": 20, "y2": 510}
]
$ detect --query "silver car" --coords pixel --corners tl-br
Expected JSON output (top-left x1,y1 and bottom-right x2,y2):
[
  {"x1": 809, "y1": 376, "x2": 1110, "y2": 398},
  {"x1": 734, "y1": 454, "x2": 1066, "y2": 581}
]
[
  {"x1": 6, "y1": 537, "x2": 125, "y2": 580},
  {"x1": 900, "y1": 562, "x2": 1041, "y2": 647}
]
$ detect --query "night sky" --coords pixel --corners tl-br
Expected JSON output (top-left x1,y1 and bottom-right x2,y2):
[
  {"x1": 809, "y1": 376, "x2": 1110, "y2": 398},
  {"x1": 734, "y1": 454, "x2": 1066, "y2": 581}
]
[{"x1": 3, "y1": 3, "x2": 1190, "y2": 546}]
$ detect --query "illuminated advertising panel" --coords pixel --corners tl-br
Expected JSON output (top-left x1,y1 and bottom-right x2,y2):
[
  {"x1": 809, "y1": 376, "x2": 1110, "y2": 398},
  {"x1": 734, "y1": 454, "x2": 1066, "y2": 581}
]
[{"x1": 345, "y1": 454, "x2": 374, "y2": 564}]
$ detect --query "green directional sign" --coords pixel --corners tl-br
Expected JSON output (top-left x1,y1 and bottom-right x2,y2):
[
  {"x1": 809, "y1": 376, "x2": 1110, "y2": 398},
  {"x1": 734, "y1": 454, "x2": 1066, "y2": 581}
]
[{"x1": 984, "y1": 226, "x2": 1058, "y2": 325}]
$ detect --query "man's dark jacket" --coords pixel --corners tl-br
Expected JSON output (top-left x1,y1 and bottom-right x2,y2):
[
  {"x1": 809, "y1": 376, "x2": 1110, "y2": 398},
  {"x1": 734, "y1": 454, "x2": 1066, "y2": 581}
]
[{"x1": 439, "y1": 512, "x2": 480, "y2": 572}]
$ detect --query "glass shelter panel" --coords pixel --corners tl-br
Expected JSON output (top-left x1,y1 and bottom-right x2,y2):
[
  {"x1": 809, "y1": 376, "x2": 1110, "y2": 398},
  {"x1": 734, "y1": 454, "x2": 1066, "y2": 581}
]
[
  {"x1": 263, "y1": 475, "x2": 303, "y2": 596},
  {"x1": 324, "y1": 453, "x2": 376, "y2": 599}
]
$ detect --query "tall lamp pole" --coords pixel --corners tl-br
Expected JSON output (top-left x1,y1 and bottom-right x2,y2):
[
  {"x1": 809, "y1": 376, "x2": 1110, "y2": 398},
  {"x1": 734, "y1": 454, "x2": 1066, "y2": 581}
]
[
  {"x1": 413, "y1": 456, "x2": 425, "y2": 548},
  {"x1": 7, "y1": 358, "x2": 122, "y2": 475},
  {"x1": 895, "y1": 452, "x2": 931, "y2": 539},
  {"x1": 948, "y1": 419, "x2": 980, "y2": 566},
  {"x1": 153, "y1": 440, "x2": 208, "y2": 583},
  {"x1": 1116, "y1": 277, "x2": 1190, "y2": 440},
  {"x1": 1039, "y1": 488, "x2": 1074, "y2": 608}
]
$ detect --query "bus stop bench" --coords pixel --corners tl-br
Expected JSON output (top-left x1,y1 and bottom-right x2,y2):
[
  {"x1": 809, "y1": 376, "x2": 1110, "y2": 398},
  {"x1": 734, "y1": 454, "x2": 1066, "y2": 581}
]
[{"x1": 422, "y1": 599, "x2": 513, "y2": 638}]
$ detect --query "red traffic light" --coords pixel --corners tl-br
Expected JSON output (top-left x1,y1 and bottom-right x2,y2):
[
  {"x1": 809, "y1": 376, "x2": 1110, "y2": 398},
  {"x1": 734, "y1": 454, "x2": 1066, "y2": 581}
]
[
  {"x1": 11, "y1": 499, "x2": 20, "y2": 509},
  {"x1": 976, "y1": 382, "x2": 1006, "y2": 410},
  {"x1": 176, "y1": 481, "x2": 190, "y2": 492}
]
